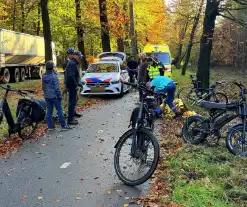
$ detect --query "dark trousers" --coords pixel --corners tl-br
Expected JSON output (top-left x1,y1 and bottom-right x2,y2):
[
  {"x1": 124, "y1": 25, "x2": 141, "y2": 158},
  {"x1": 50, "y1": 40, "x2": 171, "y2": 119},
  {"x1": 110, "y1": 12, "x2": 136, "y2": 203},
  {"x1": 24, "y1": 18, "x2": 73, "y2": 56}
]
[
  {"x1": 158, "y1": 81, "x2": 178, "y2": 114},
  {"x1": 67, "y1": 88, "x2": 77, "y2": 122},
  {"x1": 45, "y1": 98, "x2": 66, "y2": 128}
]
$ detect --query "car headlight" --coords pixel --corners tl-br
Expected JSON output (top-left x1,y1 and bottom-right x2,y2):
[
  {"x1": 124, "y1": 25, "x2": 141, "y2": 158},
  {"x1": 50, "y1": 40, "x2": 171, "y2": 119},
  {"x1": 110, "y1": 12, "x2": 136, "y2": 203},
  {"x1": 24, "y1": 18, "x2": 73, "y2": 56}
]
[{"x1": 111, "y1": 80, "x2": 120, "y2": 84}]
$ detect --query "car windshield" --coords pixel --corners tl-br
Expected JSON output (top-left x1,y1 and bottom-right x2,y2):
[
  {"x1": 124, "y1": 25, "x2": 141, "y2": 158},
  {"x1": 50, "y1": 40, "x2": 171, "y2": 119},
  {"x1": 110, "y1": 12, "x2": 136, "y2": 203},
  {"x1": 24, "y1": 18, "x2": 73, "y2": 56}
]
[
  {"x1": 87, "y1": 63, "x2": 118, "y2": 73},
  {"x1": 147, "y1": 53, "x2": 170, "y2": 65}
]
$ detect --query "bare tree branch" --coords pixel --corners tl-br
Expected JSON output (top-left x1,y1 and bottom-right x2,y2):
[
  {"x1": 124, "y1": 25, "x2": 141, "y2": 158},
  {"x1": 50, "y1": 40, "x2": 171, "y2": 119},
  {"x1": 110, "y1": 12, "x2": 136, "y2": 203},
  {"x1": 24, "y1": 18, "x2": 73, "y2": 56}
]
[
  {"x1": 219, "y1": 12, "x2": 247, "y2": 27},
  {"x1": 233, "y1": 0, "x2": 247, "y2": 6}
]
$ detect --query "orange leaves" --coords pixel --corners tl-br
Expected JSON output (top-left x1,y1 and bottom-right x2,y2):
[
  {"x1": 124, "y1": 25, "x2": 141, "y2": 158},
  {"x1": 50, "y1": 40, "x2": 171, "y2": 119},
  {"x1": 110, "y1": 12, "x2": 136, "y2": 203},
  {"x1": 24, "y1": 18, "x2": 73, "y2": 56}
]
[{"x1": 22, "y1": 195, "x2": 27, "y2": 201}]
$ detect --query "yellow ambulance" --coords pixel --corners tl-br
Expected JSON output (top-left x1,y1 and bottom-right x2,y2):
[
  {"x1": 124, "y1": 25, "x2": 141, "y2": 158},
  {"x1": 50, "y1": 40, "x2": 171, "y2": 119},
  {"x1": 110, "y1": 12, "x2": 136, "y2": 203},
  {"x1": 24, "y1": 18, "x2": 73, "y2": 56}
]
[{"x1": 143, "y1": 44, "x2": 172, "y2": 78}]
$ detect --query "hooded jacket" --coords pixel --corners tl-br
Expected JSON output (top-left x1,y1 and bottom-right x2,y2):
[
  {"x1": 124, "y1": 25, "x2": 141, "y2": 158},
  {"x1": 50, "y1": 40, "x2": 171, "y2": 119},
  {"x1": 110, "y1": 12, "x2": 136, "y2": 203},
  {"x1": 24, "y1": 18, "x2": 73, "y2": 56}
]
[{"x1": 42, "y1": 71, "x2": 62, "y2": 99}]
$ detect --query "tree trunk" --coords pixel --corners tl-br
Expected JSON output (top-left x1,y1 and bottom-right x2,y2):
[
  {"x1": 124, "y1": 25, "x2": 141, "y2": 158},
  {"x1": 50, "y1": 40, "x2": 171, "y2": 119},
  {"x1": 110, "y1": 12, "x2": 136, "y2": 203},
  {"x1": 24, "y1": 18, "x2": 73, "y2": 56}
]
[
  {"x1": 196, "y1": 0, "x2": 219, "y2": 89},
  {"x1": 75, "y1": 0, "x2": 86, "y2": 70},
  {"x1": 37, "y1": 3, "x2": 41, "y2": 36},
  {"x1": 12, "y1": 0, "x2": 17, "y2": 31},
  {"x1": 175, "y1": 20, "x2": 189, "y2": 69},
  {"x1": 21, "y1": 0, "x2": 25, "y2": 32},
  {"x1": 41, "y1": 0, "x2": 52, "y2": 62},
  {"x1": 117, "y1": 38, "x2": 124, "y2": 52},
  {"x1": 181, "y1": 0, "x2": 204, "y2": 75},
  {"x1": 123, "y1": 0, "x2": 129, "y2": 53},
  {"x1": 129, "y1": 0, "x2": 137, "y2": 57},
  {"x1": 99, "y1": 0, "x2": 111, "y2": 52}
]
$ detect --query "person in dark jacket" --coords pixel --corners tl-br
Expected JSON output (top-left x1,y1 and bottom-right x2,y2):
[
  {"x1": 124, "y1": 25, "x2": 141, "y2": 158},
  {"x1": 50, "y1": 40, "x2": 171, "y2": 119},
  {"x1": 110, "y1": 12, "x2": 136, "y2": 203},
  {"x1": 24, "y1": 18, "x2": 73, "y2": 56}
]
[
  {"x1": 63, "y1": 48, "x2": 75, "y2": 75},
  {"x1": 127, "y1": 56, "x2": 138, "y2": 83},
  {"x1": 65, "y1": 51, "x2": 82, "y2": 125},
  {"x1": 138, "y1": 53, "x2": 148, "y2": 102},
  {"x1": 42, "y1": 61, "x2": 69, "y2": 131},
  {"x1": 63, "y1": 48, "x2": 82, "y2": 118}
]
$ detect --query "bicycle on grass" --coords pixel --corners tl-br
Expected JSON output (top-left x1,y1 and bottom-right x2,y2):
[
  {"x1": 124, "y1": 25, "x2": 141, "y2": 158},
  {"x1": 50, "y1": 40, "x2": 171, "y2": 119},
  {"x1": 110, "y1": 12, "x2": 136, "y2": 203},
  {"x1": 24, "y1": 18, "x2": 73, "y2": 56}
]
[
  {"x1": 182, "y1": 99, "x2": 238, "y2": 145},
  {"x1": 177, "y1": 75, "x2": 228, "y2": 105},
  {"x1": 114, "y1": 82, "x2": 165, "y2": 186},
  {"x1": 182, "y1": 81, "x2": 247, "y2": 156},
  {"x1": 0, "y1": 85, "x2": 45, "y2": 139},
  {"x1": 226, "y1": 82, "x2": 247, "y2": 156}
]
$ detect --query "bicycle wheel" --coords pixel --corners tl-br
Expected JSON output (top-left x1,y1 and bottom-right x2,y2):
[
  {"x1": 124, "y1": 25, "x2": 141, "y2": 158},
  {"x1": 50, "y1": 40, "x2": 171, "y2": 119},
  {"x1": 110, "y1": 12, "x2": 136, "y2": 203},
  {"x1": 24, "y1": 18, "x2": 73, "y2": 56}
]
[
  {"x1": 182, "y1": 115, "x2": 208, "y2": 144},
  {"x1": 226, "y1": 124, "x2": 247, "y2": 156},
  {"x1": 209, "y1": 92, "x2": 228, "y2": 103},
  {"x1": 114, "y1": 128, "x2": 160, "y2": 186},
  {"x1": 18, "y1": 121, "x2": 38, "y2": 140}
]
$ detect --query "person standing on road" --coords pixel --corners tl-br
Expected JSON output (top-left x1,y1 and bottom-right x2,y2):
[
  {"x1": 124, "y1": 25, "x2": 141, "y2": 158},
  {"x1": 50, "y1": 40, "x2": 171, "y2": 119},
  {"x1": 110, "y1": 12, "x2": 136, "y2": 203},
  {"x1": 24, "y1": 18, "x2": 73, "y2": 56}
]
[
  {"x1": 127, "y1": 56, "x2": 138, "y2": 83},
  {"x1": 42, "y1": 61, "x2": 69, "y2": 131},
  {"x1": 65, "y1": 51, "x2": 83, "y2": 125},
  {"x1": 63, "y1": 48, "x2": 75, "y2": 74},
  {"x1": 146, "y1": 57, "x2": 165, "y2": 81},
  {"x1": 137, "y1": 53, "x2": 149, "y2": 102},
  {"x1": 63, "y1": 48, "x2": 82, "y2": 118}
]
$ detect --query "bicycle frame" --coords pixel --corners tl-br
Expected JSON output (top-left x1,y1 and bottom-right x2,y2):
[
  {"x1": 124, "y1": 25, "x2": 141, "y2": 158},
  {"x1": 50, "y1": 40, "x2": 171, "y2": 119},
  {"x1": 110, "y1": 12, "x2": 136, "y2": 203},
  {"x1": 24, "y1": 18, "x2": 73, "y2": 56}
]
[
  {"x1": 130, "y1": 96, "x2": 152, "y2": 157},
  {"x1": 203, "y1": 109, "x2": 238, "y2": 138},
  {"x1": 0, "y1": 90, "x2": 20, "y2": 134}
]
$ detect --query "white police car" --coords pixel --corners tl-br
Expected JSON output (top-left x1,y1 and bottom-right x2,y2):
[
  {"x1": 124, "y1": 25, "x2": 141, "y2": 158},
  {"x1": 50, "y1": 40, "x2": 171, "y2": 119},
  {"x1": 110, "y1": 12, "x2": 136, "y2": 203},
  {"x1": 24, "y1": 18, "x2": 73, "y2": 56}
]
[{"x1": 81, "y1": 52, "x2": 130, "y2": 97}]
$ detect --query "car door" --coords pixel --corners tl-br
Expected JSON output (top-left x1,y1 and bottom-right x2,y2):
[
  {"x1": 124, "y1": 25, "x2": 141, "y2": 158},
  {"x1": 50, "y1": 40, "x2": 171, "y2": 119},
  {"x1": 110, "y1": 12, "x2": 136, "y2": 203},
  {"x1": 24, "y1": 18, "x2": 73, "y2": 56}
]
[{"x1": 120, "y1": 63, "x2": 129, "y2": 91}]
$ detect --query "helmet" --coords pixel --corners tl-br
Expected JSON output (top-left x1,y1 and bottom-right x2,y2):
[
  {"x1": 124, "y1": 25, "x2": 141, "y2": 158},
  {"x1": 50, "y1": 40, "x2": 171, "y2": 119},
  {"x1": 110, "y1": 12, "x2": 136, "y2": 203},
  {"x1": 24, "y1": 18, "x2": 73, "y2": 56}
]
[
  {"x1": 74, "y1": 51, "x2": 83, "y2": 58},
  {"x1": 67, "y1": 48, "x2": 75, "y2": 54}
]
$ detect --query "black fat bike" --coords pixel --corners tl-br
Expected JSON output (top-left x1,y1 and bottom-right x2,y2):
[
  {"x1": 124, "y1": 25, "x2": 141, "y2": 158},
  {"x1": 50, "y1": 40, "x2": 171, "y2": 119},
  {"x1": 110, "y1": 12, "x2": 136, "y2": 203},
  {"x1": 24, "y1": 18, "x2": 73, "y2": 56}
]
[
  {"x1": 177, "y1": 75, "x2": 228, "y2": 105},
  {"x1": 0, "y1": 85, "x2": 46, "y2": 139},
  {"x1": 114, "y1": 82, "x2": 165, "y2": 186}
]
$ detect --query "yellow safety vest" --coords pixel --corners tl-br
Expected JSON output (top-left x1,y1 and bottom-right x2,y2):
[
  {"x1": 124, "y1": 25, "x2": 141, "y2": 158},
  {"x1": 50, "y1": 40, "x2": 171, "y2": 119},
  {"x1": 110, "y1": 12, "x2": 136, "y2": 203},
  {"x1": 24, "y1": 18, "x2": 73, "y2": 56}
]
[{"x1": 147, "y1": 65, "x2": 160, "y2": 79}]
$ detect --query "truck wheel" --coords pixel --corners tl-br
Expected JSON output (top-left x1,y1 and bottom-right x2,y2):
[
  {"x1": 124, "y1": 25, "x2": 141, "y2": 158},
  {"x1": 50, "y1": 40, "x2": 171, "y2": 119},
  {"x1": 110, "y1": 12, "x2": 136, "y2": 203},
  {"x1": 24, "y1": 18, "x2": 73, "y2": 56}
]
[
  {"x1": 11, "y1": 68, "x2": 20, "y2": 83},
  {"x1": 20, "y1": 68, "x2": 26, "y2": 82},
  {"x1": 39, "y1": 66, "x2": 45, "y2": 79},
  {"x1": 2, "y1": 68, "x2": 10, "y2": 83}
]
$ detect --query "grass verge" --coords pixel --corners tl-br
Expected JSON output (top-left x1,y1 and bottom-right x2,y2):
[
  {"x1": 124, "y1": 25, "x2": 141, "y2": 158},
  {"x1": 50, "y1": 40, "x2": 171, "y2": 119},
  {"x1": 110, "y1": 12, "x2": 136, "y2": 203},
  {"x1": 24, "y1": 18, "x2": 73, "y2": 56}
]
[{"x1": 140, "y1": 69, "x2": 247, "y2": 207}]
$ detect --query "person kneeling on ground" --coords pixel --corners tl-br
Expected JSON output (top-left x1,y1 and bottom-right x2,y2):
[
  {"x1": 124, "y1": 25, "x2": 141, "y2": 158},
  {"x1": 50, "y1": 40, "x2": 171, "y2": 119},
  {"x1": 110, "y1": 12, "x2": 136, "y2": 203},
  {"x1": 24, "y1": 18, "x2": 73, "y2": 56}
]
[
  {"x1": 150, "y1": 71, "x2": 181, "y2": 119},
  {"x1": 42, "y1": 61, "x2": 70, "y2": 131}
]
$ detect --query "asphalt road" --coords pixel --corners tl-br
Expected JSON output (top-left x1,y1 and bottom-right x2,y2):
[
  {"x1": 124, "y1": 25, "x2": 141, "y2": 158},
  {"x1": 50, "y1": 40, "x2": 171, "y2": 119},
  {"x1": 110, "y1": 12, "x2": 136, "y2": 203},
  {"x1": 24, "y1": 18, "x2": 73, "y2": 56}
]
[{"x1": 0, "y1": 92, "x2": 149, "y2": 207}]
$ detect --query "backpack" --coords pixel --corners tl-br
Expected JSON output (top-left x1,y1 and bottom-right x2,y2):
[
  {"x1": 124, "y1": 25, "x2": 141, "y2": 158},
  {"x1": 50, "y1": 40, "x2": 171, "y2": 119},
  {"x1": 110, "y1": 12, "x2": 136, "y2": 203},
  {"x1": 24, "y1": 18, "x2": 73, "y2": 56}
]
[{"x1": 16, "y1": 99, "x2": 46, "y2": 123}]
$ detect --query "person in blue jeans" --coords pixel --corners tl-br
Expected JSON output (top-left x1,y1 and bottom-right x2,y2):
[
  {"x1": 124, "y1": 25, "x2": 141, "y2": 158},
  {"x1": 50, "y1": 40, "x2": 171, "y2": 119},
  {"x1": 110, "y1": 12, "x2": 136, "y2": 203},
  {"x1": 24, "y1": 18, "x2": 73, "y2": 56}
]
[
  {"x1": 150, "y1": 71, "x2": 181, "y2": 118},
  {"x1": 42, "y1": 61, "x2": 69, "y2": 131}
]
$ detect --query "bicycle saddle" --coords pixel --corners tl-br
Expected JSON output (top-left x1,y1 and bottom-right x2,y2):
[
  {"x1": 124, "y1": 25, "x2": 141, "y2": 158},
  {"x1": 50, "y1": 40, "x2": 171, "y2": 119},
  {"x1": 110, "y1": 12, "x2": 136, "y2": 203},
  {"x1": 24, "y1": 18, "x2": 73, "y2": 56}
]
[{"x1": 199, "y1": 101, "x2": 237, "y2": 110}]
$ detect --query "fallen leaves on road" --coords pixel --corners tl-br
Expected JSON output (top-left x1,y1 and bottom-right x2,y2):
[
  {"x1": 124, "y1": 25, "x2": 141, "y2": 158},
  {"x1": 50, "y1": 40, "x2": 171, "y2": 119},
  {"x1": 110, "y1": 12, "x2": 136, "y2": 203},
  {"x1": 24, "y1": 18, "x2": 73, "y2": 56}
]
[
  {"x1": 136, "y1": 117, "x2": 184, "y2": 207},
  {"x1": 0, "y1": 124, "x2": 46, "y2": 157},
  {"x1": 38, "y1": 196, "x2": 44, "y2": 200},
  {"x1": 56, "y1": 199, "x2": 61, "y2": 203},
  {"x1": 0, "y1": 97, "x2": 102, "y2": 157},
  {"x1": 0, "y1": 136, "x2": 22, "y2": 157},
  {"x1": 22, "y1": 195, "x2": 27, "y2": 201},
  {"x1": 76, "y1": 197, "x2": 81, "y2": 200},
  {"x1": 41, "y1": 143, "x2": 47, "y2": 147}
]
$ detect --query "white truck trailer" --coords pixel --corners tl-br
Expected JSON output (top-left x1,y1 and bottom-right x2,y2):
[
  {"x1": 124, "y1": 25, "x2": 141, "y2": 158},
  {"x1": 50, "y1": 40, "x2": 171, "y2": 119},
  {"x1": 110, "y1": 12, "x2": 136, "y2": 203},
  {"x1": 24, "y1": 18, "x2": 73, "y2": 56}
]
[{"x1": 0, "y1": 29, "x2": 57, "y2": 83}]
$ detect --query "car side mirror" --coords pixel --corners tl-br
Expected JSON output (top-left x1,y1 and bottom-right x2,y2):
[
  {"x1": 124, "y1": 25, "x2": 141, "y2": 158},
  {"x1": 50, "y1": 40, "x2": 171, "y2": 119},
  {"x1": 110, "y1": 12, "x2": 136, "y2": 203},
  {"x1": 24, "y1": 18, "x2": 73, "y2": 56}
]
[{"x1": 82, "y1": 71, "x2": 86, "y2": 76}]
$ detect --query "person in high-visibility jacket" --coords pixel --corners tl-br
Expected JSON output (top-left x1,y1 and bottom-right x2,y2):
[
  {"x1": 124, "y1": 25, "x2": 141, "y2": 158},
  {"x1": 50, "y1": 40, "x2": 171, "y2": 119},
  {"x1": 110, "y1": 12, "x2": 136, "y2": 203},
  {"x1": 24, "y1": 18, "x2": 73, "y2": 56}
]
[{"x1": 146, "y1": 57, "x2": 164, "y2": 81}]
